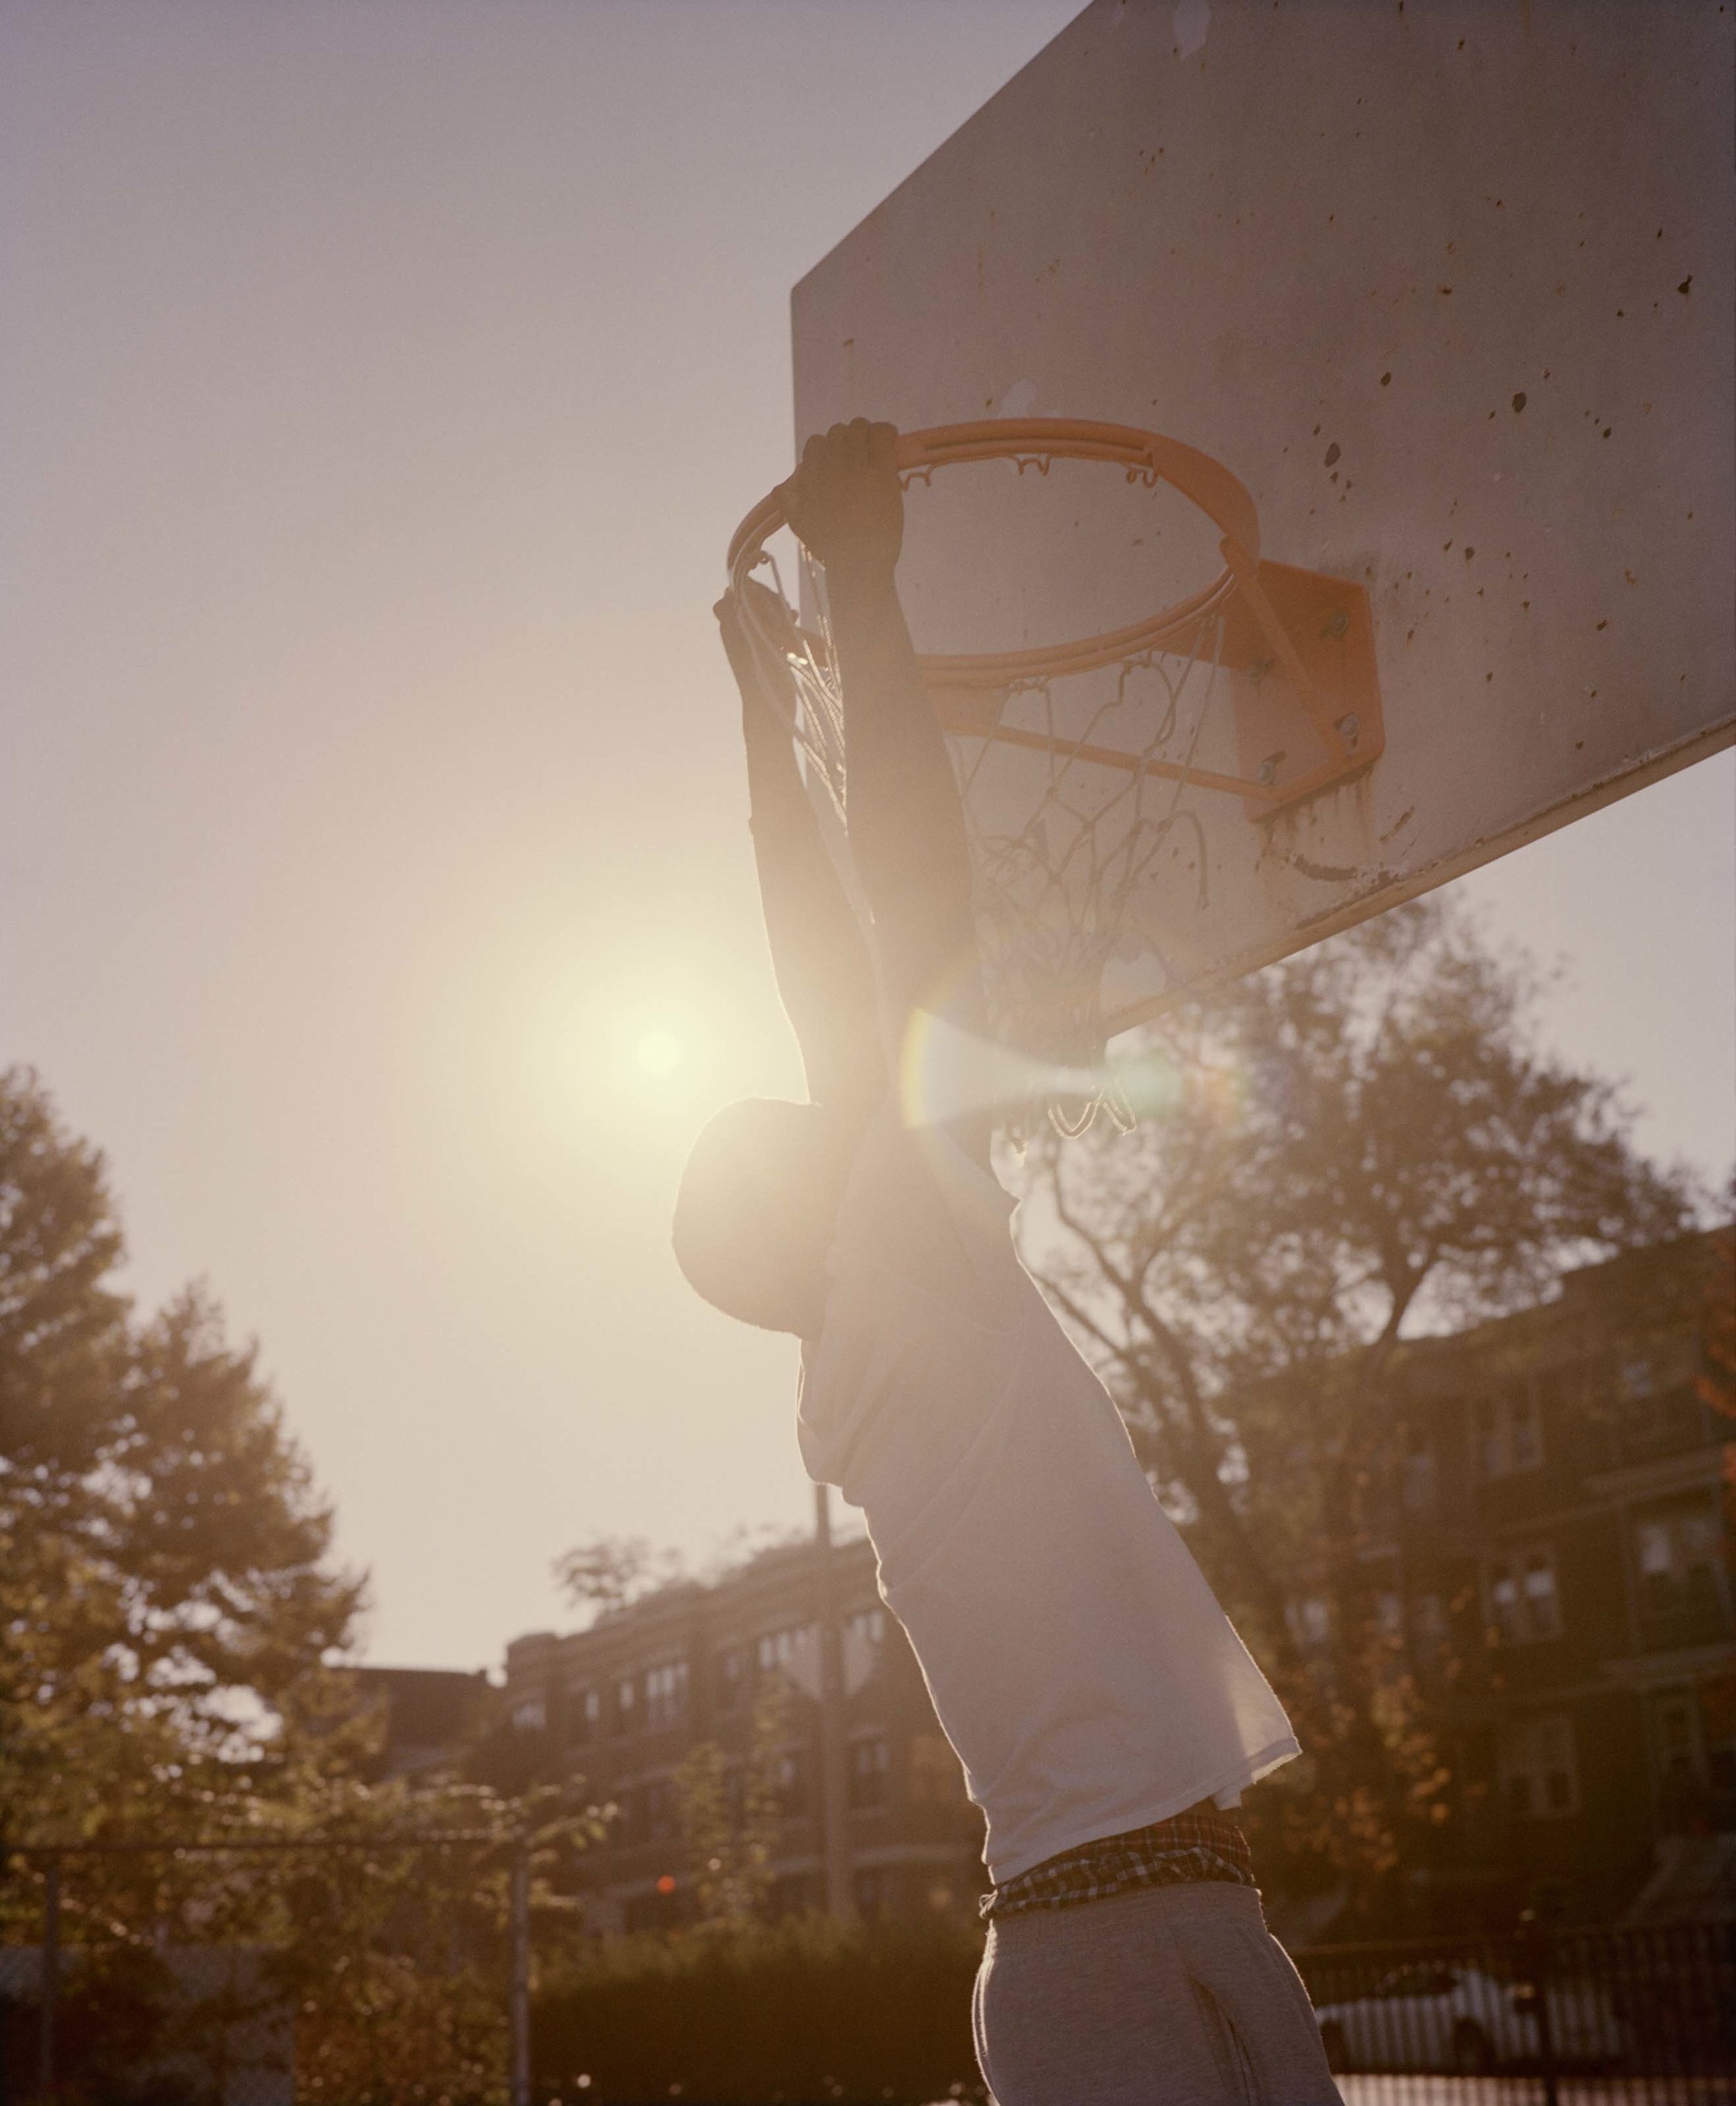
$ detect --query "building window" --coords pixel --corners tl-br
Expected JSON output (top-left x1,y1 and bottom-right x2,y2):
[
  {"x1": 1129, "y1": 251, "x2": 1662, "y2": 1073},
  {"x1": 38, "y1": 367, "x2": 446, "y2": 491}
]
[
  {"x1": 774, "y1": 1748, "x2": 810, "y2": 1818},
  {"x1": 1653, "y1": 1691, "x2": 1704, "y2": 1823},
  {"x1": 1501, "y1": 1716, "x2": 1579, "y2": 1819},
  {"x1": 1487, "y1": 1546, "x2": 1562, "y2": 1644},
  {"x1": 714, "y1": 1646, "x2": 747, "y2": 1710},
  {"x1": 1400, "y1": 1423, "x2": 1437, "y2": 1515},
  {"x1": 1633, "y1": 1500, "x2": 1721, "y2": 1619},
  {"x1": 1410, "y1": 1592, "x2": 1450, "y2": 1671},
  {"x1": 615, "y1": 1675, "x2": 637, "y2": 1735},
  {"x1": 849, "y1": 1735, "x2": 890, "y2": 1811},
  {"x1": 1613, "y1": 1341, "x2": 1706, "y2": 1460},
  {"x1": 644, "y1": 1775, "x2": 678, "y2": 1841},
  {"x1": 756, "y1": 1625, "x2": 821, "y2": 1697},
  {"x1": 1710, "y1": 1687, "x2": 1736, "y2": 1805},
  {"x1": 845, "y1": 1607, "x2": 886, "y2": 1649},
  {"x1": 842, "y1": 1606, "x2": 887, "y2": 1693},
  {"x1": 1285, "y1": 1595, "x2": 1332, "y2": 1650},
  {"x1": 645, "y1": 1660, "x2": 690, "y2": 1731},
  {"x1": 567, "y1": 1684, "x2": 601, "y2": 1748},
  {"x1": 511, "y1": 1696, "x2": 546, "y2": 1734},
  {"x1": 1476, "y1": 1382, "x2": 1542, "y2": 1477},
  {"x1": 758, "y1": 1627, "x2": 805, "y2": 1675},
  {"x1": 615, "y1": 1778, "x2": 679, "y2": 1848}
]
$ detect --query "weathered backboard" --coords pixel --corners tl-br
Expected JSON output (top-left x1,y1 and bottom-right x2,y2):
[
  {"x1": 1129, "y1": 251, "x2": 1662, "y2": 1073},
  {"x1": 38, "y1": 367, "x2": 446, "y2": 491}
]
[{"x1": 790, "y1": 0, "x2": 1733, "y2": 1036}]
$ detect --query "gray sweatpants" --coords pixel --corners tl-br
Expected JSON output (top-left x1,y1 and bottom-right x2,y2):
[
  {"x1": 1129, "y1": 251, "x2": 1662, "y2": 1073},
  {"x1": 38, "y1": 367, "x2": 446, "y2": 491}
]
[{"x1": 972, "y1": 1882, "x2": 1344, "y2": 2105}]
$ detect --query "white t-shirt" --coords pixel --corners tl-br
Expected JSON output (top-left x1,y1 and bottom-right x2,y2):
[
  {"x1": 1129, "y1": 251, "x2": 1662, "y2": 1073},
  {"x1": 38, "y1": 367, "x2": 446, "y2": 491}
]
[{"x1": 798, "y1": 1107, "x2": 1299, "y2": 1884}]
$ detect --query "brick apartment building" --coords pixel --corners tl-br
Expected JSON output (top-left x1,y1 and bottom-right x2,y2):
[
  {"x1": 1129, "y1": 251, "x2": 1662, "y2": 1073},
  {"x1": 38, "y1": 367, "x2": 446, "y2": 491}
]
[
  {"x1": 351, "y1": 1665, "x2": 493, "y2": 1780},
  {"x1": 504, "y1": 1530, "x2": 986, "y2": 1933},
  {"x1": 1346, "y1": 1233, "x2": 1735, "y2": 1925},
  {"x1": 503, "y1": 1233, "x2": 1733, "y2": 1932}
]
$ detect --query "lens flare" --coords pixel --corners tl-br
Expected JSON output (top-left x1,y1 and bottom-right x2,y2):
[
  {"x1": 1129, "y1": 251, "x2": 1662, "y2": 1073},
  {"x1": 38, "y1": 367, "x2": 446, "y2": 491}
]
[
  {"x1": 1106, "y1": 1045, "x2": 1187, "y2": 1121},
  {"x1": 897, "y1": 1008, "x2": 1117, "y2": 1131},
  {"x1": 896, "y1": 1005, "x2": 1242, "y2": 1137}
]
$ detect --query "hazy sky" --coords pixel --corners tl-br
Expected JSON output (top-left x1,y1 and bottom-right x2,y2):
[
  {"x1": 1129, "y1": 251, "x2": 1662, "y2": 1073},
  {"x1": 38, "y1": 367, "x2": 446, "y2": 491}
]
[{"x1": 3, "y1": 0, "x2": 1730, "y2": 1672}]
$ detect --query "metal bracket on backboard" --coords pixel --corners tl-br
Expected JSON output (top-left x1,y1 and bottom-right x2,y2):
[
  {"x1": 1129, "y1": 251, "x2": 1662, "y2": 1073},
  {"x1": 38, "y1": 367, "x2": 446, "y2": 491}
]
[
  {"x1": 924, "y1": 549, "x2": 1383, "y2": 819},
  {"x1": 1221, "y1": 553, "x2": 1385, "y2": 818}
]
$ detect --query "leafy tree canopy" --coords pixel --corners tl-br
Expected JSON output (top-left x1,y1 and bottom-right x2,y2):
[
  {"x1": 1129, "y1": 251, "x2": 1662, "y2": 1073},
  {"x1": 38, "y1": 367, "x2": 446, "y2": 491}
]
[
  {"x1": 0, "y1": 1069, "x2": 615, "y2": 2103},
  {"x1": 1019, "y1": 899, "x2": 1708, "y2": 1903},
  {"x1": 0, "y1": 1064, "x2": 365, "y2": 1839}
]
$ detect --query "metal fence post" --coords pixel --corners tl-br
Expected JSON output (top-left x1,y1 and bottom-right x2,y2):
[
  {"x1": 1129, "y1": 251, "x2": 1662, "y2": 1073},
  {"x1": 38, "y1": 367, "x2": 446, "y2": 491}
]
[
  {"x1": 510, "y1": 1840, "x2": 531, "y2": 2106},
  {"x1": 1534, "y1": 1930, "x2": 1560, "y2": 2106},
  {"x1": 38, "y1": 1851, "x2": 60, "y2": 2104},
  {"x1": 1518, "y1": 1910, "x2": 1560, "y2": 2106}
]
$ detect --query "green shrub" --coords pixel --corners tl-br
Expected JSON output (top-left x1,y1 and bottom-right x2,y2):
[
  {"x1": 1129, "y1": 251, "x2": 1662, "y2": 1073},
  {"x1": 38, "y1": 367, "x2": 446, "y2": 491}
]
[{"x1": 533, "y1": 1914, "x2": 987, "y2": 2105}]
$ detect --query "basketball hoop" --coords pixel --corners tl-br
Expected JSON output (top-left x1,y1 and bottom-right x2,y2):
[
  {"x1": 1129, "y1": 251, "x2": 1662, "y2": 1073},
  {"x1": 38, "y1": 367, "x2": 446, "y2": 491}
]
[{"x1": 727, "y1": 419, "x2": 1382, "y2": 1130}]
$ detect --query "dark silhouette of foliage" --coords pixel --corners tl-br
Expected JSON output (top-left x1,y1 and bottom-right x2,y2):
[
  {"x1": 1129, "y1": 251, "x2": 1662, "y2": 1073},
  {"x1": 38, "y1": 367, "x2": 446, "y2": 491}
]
[
  {"x1": 0, "y1": 1066, "x2": 367, "y2": 1840},
  {"x1": 534, "y1": 1914, "x2": 986, "y2": 2105},
  {"x1": 553, "y1": 1535, "x2": 687, "y2": 1623},
  {"x1": 0, "y1": 1067, "x2": 608, "y2": 2101}
]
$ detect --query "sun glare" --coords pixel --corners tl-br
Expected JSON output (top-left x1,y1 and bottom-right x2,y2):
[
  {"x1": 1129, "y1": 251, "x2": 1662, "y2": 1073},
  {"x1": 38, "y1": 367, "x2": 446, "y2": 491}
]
[{"x1": 636, "y1": 1028, "x2": 683, "y2": 1077}]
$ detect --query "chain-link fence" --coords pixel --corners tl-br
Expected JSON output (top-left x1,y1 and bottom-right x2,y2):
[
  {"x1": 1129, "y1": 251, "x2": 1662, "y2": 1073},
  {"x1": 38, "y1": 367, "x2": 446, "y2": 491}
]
[
  {"x1": 4, "y1": 1842, "x2": 1732, "y2": 2105},
  {"x1": 0, "y1": 1835, "x2": 533, "y2": 2106}
]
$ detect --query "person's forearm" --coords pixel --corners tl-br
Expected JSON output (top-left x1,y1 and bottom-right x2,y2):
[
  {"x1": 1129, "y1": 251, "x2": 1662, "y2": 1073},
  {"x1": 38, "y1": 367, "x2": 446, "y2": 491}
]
[
  {"x1": 739, "y1": 684, "x2": 884, "y2": 1109},
  {"x1": 721, "y1": 592, "x2": 867, "y2": 973},
  {"x1": 827, "y1": 563, "x2": 978, "y2": 1014}
]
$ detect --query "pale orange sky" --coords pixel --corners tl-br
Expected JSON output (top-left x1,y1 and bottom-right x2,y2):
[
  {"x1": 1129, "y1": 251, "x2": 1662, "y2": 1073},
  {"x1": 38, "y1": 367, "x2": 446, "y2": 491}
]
[{"x1": 3, "y1": 0, "x2": 1730, "y2": 1671}]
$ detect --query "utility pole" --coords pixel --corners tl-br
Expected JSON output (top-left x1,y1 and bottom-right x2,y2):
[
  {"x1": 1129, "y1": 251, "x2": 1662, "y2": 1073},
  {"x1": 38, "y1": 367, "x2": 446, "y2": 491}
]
[
  {"x1": 813, "y1": 1481, "x2": 857, "y2": 1921},
  {"x1": 509, "y1": 1841, "x2": 531, "y2": 2106},
  {"x1": 39, "y1": 1851, "x2": 60, "y2": 2103}
]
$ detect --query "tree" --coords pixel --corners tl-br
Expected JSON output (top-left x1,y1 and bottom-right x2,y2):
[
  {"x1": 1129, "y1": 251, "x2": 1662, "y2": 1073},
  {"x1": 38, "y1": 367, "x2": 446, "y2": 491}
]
[
  {"x1": 671, "y1": 1673, "x2": 792, "y2": 1929},
  {"x1": 552, "y1": 1525, "x2": 813, "y2": 1624},
  {"x1": 0, "y1": 1067, "x2": 611, "y2": 2100},
  {"x1": 258, "y1": 1773, "x2": 603, "y2": 2106},
  {"x1": 553, "y1": 1535, "x2": 687, "y2": 1624},
  {"x1": 8, "y1": 1768, "x2": 606, "y2": 2106},
  {"x1": 1018, "y1": 900, "x2": 1701, "y2": 1912},
  {"x1": 0, "y1": 1064, "x2": 365, "y2": 1839}
]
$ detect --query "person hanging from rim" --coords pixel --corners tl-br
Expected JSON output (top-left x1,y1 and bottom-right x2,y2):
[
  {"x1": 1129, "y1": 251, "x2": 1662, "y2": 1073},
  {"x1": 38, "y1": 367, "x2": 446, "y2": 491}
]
[{"x1": 674, "y1": 418, "x2": 1342, "y2": 2106}]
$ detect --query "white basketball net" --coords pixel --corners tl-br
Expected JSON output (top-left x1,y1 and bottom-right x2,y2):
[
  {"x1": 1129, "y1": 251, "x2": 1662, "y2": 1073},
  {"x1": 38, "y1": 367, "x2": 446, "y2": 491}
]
[{"x1": 734, "y1": 543, "x2": 1236, "y2": 1136}]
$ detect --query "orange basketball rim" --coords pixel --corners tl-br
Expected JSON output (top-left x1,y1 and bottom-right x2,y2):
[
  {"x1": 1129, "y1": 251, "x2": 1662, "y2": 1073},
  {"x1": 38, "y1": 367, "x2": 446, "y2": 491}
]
[{"x1": 726, "y1": 417, "x2": 1383, "y2": 814}]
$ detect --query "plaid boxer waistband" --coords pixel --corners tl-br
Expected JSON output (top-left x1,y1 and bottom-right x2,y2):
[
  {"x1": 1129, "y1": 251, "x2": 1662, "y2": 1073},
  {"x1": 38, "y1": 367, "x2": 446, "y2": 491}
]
[{"x1": 981, "y1": 1809, "x2": 1255, "y2": 1922}]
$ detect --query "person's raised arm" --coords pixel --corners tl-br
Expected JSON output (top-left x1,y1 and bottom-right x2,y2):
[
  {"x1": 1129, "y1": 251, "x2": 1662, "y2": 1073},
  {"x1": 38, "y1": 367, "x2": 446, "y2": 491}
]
[
  {"x1": 775, "y1": 421, "x2": 990, "y2": 1162},
  {"x1": 716, "y1": 582, "x2": 883, "y2": 1117}
]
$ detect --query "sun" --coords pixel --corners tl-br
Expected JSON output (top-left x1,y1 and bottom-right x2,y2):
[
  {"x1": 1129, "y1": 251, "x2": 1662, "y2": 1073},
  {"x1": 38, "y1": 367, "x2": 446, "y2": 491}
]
[{"x1": 635, "y1": 1028, "x2": 683, "y2": 1077}]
